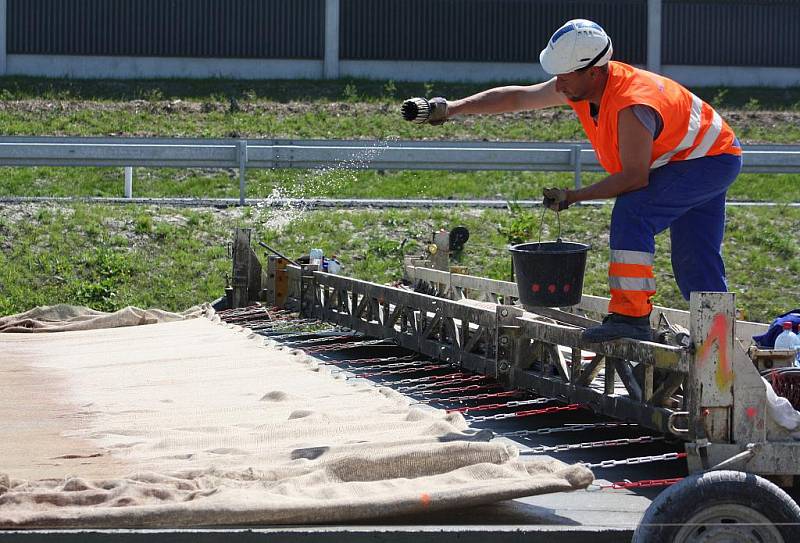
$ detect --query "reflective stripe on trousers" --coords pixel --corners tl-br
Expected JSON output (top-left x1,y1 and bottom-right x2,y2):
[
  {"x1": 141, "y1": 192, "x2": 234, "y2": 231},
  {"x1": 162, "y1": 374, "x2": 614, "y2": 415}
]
[
  {"x1": 608, "y1": 250, "x2": 656, "y2": 317},
  {"x1": 608, "y1": 151, "x2": 742, "y2": 318}
]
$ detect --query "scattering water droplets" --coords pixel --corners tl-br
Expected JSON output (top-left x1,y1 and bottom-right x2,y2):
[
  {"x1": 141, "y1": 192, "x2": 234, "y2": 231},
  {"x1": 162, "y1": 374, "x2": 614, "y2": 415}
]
[{"x1": 254, "y1": 137, "x2": 398, "y2": 232}]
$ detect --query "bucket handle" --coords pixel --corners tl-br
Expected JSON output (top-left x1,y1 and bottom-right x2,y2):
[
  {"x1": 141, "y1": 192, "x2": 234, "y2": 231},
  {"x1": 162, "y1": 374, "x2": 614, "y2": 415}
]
[{"x1": 537, "y1": 205, "x2": 562, "y2": 248}]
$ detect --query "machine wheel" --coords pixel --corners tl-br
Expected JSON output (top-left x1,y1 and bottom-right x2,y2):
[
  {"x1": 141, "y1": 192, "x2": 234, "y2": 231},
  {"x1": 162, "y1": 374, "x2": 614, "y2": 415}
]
[{"x1": 632, "y1": 470, "x2": 800, "y2": 543}]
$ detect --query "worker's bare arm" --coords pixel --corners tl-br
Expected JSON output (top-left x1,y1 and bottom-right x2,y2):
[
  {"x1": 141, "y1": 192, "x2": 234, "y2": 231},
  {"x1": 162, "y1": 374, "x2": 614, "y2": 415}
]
[
  {"x1": 447, "y1": 78, "x2": 568, "y2": 116},
  {"x1": 567, "y1": 106, "x2": 653, "y2": 204}
]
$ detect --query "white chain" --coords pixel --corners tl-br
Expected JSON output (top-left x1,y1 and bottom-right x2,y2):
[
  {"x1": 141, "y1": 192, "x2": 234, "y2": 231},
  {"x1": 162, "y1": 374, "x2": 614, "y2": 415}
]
[
  {"x1": 505, "y1": 397, "x2": 555, "y2": 408},
  {"x1": 397, "y1": 376, "x2": 483, "y2": 393},
  {"x1": 468, "y1": 412, "x2": 518, "y2": 422},
  {"x1": 581, "y1": 451, "x2": 684, "y2": 469},
  {"x1": 499, "y1": 423, "x2": 639, "y2": 437},
  {"x1": 285, "y1": 334, "x2": 352, "y2": 345},
  {"x1": 349, "y1": 360, "x2": 432, "y2": 371},
  {"x1": 522, "y1": 436, "x2": 663, "y2": 454}
]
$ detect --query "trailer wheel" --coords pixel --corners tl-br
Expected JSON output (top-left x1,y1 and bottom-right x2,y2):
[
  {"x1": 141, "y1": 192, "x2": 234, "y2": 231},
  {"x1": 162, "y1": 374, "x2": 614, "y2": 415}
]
[{"x1": 632, "y1": 470, "x2": 800, "y2": 543}]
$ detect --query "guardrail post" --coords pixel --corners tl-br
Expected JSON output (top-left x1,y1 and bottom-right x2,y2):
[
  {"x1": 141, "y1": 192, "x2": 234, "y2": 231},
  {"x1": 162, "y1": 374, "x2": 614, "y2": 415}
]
[
  {"x1": 124, "y1": 167, "x2": 133, "y2": 198},
  {"x1": 571, "y1": 145, "x2": 582, "y2": 189},
  {"x1": 238, "y1": 140, "x2": 248, "y2": 206}
]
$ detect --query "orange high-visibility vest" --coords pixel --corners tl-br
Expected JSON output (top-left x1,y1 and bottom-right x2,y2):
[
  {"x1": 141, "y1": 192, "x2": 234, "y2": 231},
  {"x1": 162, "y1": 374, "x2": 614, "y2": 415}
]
[
  {"x1": 567, "y1": 62, "x2": 740, "y2": 317},
  {"x1": 568, "y1": 61, "x2": 741, "y2": 174}
]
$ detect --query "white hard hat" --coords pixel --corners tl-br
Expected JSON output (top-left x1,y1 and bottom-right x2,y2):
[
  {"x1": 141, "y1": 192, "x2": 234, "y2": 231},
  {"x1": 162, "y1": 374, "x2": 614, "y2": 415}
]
[{"x1": 539, "y1": 19, "x2": 613, "y2": 75}]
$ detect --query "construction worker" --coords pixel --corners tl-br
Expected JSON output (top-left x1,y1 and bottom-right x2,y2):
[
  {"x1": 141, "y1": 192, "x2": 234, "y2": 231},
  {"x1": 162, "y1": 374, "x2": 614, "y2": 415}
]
[{"x1": 401, "y1": 19, "x2": 742, "y2": 343}]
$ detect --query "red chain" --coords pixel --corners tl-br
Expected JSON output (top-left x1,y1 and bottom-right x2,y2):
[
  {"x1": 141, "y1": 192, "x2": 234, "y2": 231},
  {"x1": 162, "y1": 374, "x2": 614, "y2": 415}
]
[
  {"x1": 416, "y1": 383, "x2": 501, "y2": 396},
  {"x1": 467, "y1": 404, "x2": 584, "y2": 421},
  {"x1": 601, "y1": 477, "x2": 683, "y2": 490}
]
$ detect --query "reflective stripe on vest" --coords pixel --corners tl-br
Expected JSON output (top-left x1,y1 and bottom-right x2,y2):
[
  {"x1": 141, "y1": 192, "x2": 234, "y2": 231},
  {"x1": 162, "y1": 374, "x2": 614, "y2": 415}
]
[
  {"x1": 651, "y1": 93, "x2": 724, "y2": 168},
  {"x1": 650, "y1": 93, "x2": 702, "y2": 168},
  {"x1": 568, "y1": 62, "x2": 741, "y2": 175}
]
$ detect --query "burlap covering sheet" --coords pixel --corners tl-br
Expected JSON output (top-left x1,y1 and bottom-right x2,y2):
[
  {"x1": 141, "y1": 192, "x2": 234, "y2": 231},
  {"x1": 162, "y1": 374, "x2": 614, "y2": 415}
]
[
  {"x1": 0, "y1": 304, "x2": 204, "y2": 333},
  {"x1": 0, "y1": 308, "x2": 593, "y2": 528}
]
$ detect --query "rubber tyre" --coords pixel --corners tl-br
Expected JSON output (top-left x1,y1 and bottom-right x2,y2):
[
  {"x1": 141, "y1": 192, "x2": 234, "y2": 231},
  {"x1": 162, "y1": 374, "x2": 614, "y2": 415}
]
[{"x1": 632, "y1": 470, "x2": 800, "y2": 543}]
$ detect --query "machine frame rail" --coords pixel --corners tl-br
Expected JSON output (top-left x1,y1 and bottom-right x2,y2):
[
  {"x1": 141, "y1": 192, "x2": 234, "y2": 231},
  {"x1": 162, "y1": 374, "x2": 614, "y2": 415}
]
[{"x1": 263, "y1": 255, "x2": 800, "y2": 481}]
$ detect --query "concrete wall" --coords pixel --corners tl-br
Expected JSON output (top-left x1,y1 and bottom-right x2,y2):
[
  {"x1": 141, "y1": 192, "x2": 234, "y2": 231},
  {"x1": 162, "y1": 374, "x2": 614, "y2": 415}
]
[
  {"x1": 8, "y1": 54, "x2": 800, "y2": 89},
  {"x1": 6, "y1": 55, "x2": 324, "y2": 80},
  {"x1": 662, "y1": 66, "x2": 800, "y2": 89}
]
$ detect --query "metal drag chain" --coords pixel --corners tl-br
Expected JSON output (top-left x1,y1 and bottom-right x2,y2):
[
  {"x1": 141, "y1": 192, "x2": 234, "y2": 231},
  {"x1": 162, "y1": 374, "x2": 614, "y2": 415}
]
[
  {"x1": 599, "y1": 478, "x2": 684, "y2": 490},
  {"x1": 285, "y1": 335, "x2": 354, "y2": 346},
  {"x1": 249, "y1": 319, "x2": 320, "y2": 330},
  {"x1": 396, "y1": 375, "x2": 488, "y2": 393},
  {"x1": 413, "y1": 383, "x2": 501, "y2": 396},
  {"x1": 390, "y1": 371, "x2": 468, "y2": 386},
  {"x1": 499, "y1": 422, "x2": 639, "y2": 437},
  {"x1": 344, "y1": 359, "x2": 435, "y2": 371},
  {"x1": 466, "y1": 404, "x2": 582, "y2": 422},
  {"x1": 356, "y1": 364, "x2": 452, "y2": 378},
  {"x1": 450, "y1": 397, "x2": 555, "y2": 414},
  {"x1": 305, "y1": 338, "x2": 393, "y2": 353},
  {"x1": 521, "y1": 436, "x2": 664, "y2": 454},
  {"x1": 580, "y1": 452, "x2": 687, "y2": 469},
  {"x1": 322, "y1": 355, "x2": 419, "y2": 367},
  {"x1": 413, "y1": 390, "x2": 522, "y2": 405},
  {"x1": 267, "y1": 332, "x2": 329, "y2": 341}
]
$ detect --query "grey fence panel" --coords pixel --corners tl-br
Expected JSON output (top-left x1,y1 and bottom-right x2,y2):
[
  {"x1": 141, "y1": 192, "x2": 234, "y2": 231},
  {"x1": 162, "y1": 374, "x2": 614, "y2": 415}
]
[
  {"x1": 7, "y1": 0, "x2": 799, "y2": 68},
  {"x1": 7, "y1": 0, "x2": 325, "y2": 59},
  {"x1": 340, "y1": 0, "x2": 646, "y2": 65},
  {"x1": 663, "y1": 0, "x2": 800, "y2": 67}
]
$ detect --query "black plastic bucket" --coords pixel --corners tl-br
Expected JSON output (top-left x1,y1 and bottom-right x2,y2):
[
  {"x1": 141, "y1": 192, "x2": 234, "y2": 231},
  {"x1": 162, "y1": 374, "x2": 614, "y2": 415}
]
[{"x1": 509, "y1": 241, "x2": 590, "y2": 308}]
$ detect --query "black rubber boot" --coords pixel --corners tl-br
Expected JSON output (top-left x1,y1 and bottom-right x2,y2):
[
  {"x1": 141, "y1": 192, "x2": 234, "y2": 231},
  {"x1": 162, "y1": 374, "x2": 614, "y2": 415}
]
[{"x1": 582, "y1": 313, "x2": 652, "y2": 343}]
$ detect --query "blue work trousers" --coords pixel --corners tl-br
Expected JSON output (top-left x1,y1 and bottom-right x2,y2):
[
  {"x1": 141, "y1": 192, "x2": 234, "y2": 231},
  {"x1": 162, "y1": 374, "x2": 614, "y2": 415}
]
[{"x1": 609, "y1": 151, "x2": 743, "y2": 301}]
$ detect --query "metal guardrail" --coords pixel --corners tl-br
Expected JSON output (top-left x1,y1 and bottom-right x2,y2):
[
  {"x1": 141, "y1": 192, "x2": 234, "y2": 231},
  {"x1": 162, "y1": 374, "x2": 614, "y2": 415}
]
[{"x1": 1, "y1": 137, "x2": 799, "y2": 204}]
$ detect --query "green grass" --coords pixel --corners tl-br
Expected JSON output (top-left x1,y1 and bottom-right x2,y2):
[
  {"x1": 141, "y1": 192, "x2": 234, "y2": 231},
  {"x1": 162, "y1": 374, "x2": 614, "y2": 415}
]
[
  {"x1": 0, "y1": 76, "x2": 798, "y2": 322},
  {"x1": 1, "y1": 167, "x2": 798, "y2": 203},
  {"x1": 0, "y1": 76, "x2": 798, "y2": 142},
  {"x1": 0, "y1": 106, "x2": 589, "y2": 141},
  {"x1": 1, "y1": 203, "x2": 798, "y2": 323},
  {"x1": 1, "y1": 76, "x2": 800, "y2": 110},
  {"x1": 0, "y1": 204, "x2": 231, "y2": 315},
  {"x1": 0, "y1": 76, "x2": 798, "y2": 202}
]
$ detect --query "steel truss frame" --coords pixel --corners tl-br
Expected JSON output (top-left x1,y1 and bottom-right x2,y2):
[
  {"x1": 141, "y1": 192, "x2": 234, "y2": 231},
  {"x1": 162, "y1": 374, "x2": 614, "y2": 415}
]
[{"x1": 273, "y1": 261, "x2": 800, "y2": 480}]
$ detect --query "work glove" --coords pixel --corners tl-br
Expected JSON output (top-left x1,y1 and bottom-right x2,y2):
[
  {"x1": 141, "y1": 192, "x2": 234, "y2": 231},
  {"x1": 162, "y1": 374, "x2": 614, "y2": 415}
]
[
  {"x1": 542, "y1": 187, "x2": 571, "y2": 211},
  {"x1": 401, "y1": 97, "x2": 448, "y2": 125}
]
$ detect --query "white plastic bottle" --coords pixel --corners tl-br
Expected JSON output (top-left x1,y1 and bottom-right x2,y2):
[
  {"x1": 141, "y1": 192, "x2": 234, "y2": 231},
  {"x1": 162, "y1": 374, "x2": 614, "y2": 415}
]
[
  {"x1": 309, "y1": 248, "x2": 323, "y2": 266},
  {"x1": 792, "y1": 325, "x2": 800, "y2": 367},
  {"x1": 774, "y1": 321, "x2": 798, "y2": 351}
]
